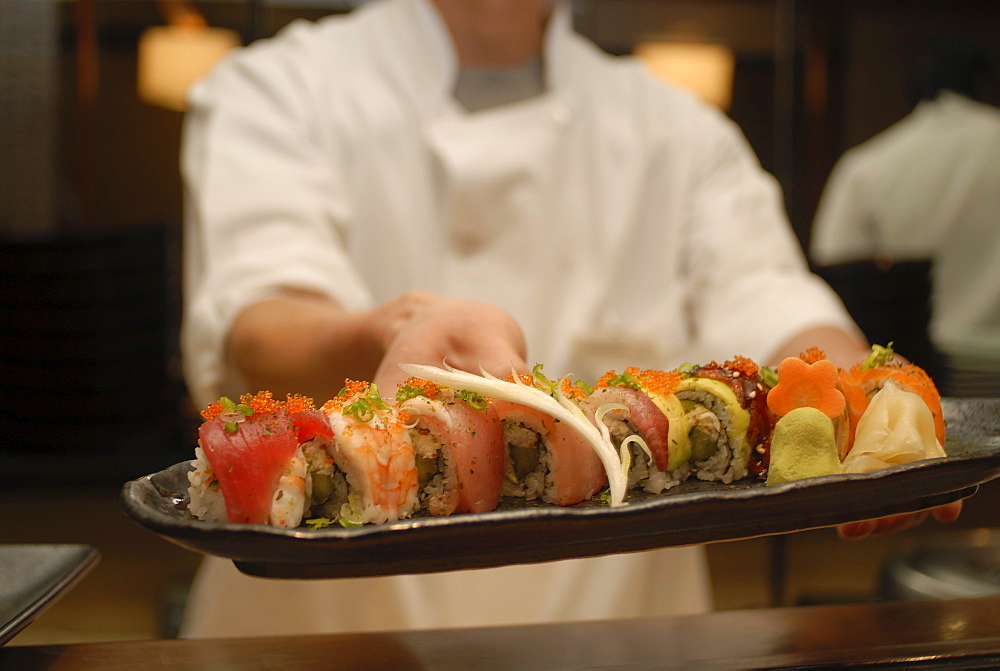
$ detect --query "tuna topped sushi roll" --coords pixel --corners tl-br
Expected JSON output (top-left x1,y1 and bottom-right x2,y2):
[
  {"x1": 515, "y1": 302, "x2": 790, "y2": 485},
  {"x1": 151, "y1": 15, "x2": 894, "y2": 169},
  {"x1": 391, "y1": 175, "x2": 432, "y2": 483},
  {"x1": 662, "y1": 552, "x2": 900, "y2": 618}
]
[
  {"x1": 189, "y1": 392, "x2": 332, "y2": 528},
  {"x1": 395, "y1": 377, "x2": 505, "y2": 516},
  {"x1": 321, "y1": 381, "x2": 419, "y2": 526},
  {"x1": 583, "y1": 367, "x2": 692, "y2": 494}
]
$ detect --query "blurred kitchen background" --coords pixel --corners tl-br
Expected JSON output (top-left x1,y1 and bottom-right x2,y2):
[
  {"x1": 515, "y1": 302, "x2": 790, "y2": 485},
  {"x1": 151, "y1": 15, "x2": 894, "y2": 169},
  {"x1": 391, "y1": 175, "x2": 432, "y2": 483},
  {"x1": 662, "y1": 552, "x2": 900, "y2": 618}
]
[{"x1": 2, "y1": 0, "x2": 999, "y2": 646}]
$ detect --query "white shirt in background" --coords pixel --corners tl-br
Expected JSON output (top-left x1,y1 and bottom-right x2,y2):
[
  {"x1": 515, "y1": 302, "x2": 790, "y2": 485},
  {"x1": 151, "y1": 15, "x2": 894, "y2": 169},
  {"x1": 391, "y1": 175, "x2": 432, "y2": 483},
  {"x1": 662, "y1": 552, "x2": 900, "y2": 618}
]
[{"x1": 811, "y1": 92, "x2": 1000, "y2": 361}]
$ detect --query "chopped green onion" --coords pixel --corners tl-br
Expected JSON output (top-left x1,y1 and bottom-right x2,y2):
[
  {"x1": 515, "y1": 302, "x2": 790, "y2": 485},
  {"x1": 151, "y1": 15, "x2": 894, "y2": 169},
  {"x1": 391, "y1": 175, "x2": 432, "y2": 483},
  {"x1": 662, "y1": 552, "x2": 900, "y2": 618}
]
[
  {"x1": 606, "y1": 371, "x2": 641, "y2": 390},
  {"x1": 395, "y1": 384, "x2": 424, "y2": 403},
  {"x1": 305, "y1": 517, "x2": 334, "y2": 530},
  {"x1": 455, "y1": 389, "x2": 488, "y2": 411},
  {"x1": 860, "y1": 342, "x2": 895, "y2": 370},
  {"x1": 343, "y1": 399, "x2": 375, "y2": 422}
]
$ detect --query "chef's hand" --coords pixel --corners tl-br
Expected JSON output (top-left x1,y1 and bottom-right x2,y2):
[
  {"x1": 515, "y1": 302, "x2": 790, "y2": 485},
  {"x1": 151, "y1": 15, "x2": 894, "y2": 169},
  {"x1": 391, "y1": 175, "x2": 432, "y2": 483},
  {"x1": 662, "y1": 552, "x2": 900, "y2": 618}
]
[
  {"x1": 370, "y1": 291, "x2": 529, "y2": 393},
  {"x1": 837, "y1": 500, "x2": 963, "y2": 540}
]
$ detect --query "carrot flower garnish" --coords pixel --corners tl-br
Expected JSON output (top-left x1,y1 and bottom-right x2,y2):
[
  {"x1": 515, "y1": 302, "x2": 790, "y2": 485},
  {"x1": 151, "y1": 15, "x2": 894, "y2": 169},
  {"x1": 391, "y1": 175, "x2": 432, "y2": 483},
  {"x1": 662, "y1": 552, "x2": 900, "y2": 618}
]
[{"x1": 767, "y1": 357, "x2": 846, "y2": 418}]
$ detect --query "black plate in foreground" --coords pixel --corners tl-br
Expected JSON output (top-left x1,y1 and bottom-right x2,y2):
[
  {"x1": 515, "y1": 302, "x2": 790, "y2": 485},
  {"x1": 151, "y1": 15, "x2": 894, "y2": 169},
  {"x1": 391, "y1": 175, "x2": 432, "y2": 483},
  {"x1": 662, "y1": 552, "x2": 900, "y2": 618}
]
[{"x1": 0, "y1": 544, "x2": 100, "y2": 645}]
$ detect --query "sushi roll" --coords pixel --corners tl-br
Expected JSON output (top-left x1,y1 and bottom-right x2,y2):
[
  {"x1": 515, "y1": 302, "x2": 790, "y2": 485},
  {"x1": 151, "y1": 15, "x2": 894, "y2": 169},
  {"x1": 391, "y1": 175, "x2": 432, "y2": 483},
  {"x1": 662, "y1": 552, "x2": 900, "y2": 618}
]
[
  {"x1": 188, "y1": 392, "x2": 329, "y2": 528},
  {"x1": 583, "y1": 367, "x2": 692, "y2": 494},
  {"x1": 492, "y1": 383, "x2": 607, "y2": 505},
  {"x1": 841, "y1": 378, "x2": 947, "y2": 473},
  {"x1": 395, "y1": 377, "x2": 505, "y2": 516},
  {"x1": 320, "y1": 380, "x2": 419, "y2": 526},
  {"x1": 400, "y1": 362, "x2": 627, "y2": 507},
  {"x1": 839, "y1": 343, "x2": 945, "y2": 455},
  {"x1": 674, "y1": 357, "x2": 775, "y2": 483}
]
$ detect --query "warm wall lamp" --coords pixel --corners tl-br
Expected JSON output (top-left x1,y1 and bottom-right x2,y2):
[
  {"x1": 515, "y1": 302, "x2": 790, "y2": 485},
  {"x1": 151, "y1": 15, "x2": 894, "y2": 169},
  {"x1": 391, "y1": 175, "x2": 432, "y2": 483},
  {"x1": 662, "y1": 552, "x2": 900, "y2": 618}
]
[
  {"x1": 137, "y1": 1, "x2": 241, "y2": 111},
  {"x1": 634, "y1": 41, "x2": 736, "y2": 111}
]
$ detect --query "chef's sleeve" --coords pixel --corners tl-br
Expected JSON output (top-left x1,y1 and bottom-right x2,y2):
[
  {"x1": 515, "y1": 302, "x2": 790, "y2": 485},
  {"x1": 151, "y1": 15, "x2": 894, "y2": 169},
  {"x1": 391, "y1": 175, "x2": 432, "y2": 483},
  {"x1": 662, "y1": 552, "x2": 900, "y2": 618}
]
[
  {"x1": 180, "y1": 34, "x2": 372, "y2": 406},
  {"x1": 682, "y1": 110, "x2": 863, "y2": 364}
]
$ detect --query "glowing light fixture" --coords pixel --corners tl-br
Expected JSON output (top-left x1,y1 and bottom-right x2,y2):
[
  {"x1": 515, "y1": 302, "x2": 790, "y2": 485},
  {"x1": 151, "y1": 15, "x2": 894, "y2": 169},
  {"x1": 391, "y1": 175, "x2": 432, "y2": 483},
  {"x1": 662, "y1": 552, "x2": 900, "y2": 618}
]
[
  {"x1": 634, "y1": 42, "x2": 735, "y2": 110},
  {"x1": 137, "y1": 1, "x2": 240, "y2": 111}
]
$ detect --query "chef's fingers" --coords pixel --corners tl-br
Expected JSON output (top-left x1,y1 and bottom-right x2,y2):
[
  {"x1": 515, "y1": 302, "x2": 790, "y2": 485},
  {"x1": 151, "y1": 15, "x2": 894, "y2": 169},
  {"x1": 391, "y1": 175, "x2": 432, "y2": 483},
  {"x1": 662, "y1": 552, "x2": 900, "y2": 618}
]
[
  {"x1": 370, "y1": 292, "x2": 527, "y2": 392},
  {"x1": 930, "y1": 499, "x2": 963, "y2": 523},
  {"x1": 837, "y1": 498, "x2": 964, "y2": 541},
  {"x1": 837, "y1": 511, "x2": 929, "y2": 540}
]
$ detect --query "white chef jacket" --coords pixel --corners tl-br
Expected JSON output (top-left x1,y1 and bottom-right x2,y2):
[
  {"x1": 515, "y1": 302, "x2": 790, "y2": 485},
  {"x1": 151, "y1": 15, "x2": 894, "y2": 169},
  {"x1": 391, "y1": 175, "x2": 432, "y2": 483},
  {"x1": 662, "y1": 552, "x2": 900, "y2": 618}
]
[
  {"x1": 810, "y1": 92, "x2": 1000, "y2": 360},
  {"x1": 179, "y1": 0, "x2": 858, "y2": 638}
]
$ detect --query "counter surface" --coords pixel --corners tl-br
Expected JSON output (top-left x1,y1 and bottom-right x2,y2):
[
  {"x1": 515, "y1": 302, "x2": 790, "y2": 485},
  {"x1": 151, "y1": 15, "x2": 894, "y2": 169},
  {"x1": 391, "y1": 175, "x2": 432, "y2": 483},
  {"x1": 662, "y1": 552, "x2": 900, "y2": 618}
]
[{"x1": 3, "y1": 595, "x2": 1000, "y2": 669}]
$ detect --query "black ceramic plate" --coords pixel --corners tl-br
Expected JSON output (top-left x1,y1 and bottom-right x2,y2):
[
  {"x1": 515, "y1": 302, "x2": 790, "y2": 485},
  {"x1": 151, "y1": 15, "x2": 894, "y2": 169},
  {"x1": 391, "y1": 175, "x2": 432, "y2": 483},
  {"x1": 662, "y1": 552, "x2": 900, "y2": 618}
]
[
  {"x1": 0, "y1": 544, "x2": 100, "y2": 645},
  {"x1": 121, "y1": 398, "x2": 1000, "y2": 580}
]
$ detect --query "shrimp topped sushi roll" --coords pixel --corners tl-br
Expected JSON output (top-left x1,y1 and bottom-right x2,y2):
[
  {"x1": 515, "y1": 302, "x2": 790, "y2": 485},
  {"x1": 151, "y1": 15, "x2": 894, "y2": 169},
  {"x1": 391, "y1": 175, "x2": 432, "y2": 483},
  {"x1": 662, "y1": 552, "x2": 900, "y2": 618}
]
[
  {"x1": 189, "y1": 392, "x2": 330, "y2": 528},
  {"x1": 582, "y1": 367, "x2": 692, "y2": 494},
  {"x1": 321, "y1": 381, "x2": 419, "y2": 526},
  {"x1": 675, "y1": 357, "x2": 775, "y2": 483},
  {"x1": 395, "y1": 377, "x2": 505, "y2": 516}
]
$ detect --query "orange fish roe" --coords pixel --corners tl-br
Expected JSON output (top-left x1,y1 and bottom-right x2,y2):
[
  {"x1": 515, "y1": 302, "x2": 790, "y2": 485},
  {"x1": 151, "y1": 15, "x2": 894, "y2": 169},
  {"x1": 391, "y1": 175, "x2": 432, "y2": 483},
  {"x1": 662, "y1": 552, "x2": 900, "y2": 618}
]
[
  {"x1": 202, "y1": 391, "x2": 317, "y2": 420},
  {"x1": 560, "y1": 377, "x2": 588, "y2": 400},
  {"x1": 199, "y1": 391, "x2": 278, "y2": 420},
  {"x1": 595, "y1": 366, "x2": 681, "y2": 396},
  {"x1": 725, "y1": 356, "x2": 760, "y2": 379},
  {"x1": 503, "y1": 372, "x2": 536, "y2": 386},
  {"x1": 593, "y1": 367, "x2": 639, "y2": 389},
  {"x1": 283, "y1": 393, "x2": 316, "y2": 414},
  {"x1": 636, "y1": 368, "x2": 682, "y2": 396},
  {"x1": 321, "y1": 379, "x2": 371, "y2": 413},
  {"x1": 400, "y1": 377, "x2": 442, "y2": 400},
  {"x1": 239, "y1": 391, "x2": 283, "y2": 415},
  {"x1": 797, "y1": 347, "x2": 827, "y2": 364},
  {"x1": 200, "y1": 401, "x2": 224, "y2": 421},
  {"x1": 593, "y1": 370, "x2": 614, "y2": 389}
]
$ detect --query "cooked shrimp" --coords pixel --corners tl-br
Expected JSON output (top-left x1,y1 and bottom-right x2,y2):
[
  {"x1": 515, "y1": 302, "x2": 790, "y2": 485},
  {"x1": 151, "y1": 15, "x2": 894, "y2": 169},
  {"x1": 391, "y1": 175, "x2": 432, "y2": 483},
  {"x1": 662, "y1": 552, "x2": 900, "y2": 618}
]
[
  {"x1": 327, "y1": 410, "x2": 419, "y2": 525},
  {"x1": 269, "y1": 447, "x2": 308, "y2": 528}
]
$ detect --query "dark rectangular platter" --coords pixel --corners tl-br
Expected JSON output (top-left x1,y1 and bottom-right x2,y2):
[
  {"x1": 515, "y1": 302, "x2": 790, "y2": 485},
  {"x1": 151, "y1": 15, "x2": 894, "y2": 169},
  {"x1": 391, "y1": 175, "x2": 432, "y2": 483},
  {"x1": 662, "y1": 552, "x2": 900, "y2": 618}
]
[{"x1": 121, "y1": 398, "x2": 1000, "y2": 579}]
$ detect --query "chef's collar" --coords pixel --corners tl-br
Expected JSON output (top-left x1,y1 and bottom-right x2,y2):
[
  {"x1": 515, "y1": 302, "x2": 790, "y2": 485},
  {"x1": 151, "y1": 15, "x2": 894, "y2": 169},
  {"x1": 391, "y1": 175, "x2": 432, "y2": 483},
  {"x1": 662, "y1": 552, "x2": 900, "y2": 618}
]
[{"x1": 409, "y1": 0, "x2": 573, "y2": 97}]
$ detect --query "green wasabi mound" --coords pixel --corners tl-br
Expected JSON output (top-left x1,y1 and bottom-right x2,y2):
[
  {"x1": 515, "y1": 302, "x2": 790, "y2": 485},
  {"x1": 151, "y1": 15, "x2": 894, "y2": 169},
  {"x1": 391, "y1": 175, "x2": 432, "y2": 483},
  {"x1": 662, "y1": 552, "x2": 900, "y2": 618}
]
[{"x1": 766, "y1": 406, "x2": 842, "y2": 487}]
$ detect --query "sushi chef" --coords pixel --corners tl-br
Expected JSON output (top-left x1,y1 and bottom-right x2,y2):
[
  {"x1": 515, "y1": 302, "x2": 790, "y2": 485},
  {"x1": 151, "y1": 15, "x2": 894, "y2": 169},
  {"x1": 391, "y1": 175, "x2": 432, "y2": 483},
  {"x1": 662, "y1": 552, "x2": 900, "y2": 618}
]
[{"x1": 179, "y1": 0, "x2": 961, "y2": 637}]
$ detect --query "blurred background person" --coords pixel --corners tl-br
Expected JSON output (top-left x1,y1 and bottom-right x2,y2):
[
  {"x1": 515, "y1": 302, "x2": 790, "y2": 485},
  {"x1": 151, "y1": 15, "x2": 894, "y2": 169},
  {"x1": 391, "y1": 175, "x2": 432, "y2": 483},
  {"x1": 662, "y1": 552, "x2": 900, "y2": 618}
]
[{"x1": 811, "y1": 41, "x2": 1000, "y2": 396}]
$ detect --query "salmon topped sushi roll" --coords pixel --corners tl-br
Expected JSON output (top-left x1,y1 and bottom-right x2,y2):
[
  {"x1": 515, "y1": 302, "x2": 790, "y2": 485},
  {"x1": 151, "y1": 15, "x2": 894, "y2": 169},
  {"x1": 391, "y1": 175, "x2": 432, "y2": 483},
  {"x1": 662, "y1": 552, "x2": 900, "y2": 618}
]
[
  {"x1": 395, "y1": 377, "x2": 505, "y2": 516},
  {"x1": 839, "y1": 343, "x2": 945, "y2": 454},
  {"x1": 399, "y1": 362, "x2": 627, "y2": 507},
  {"x1": 491, "y1": 372, "x2": 607, "y2": 506}
]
